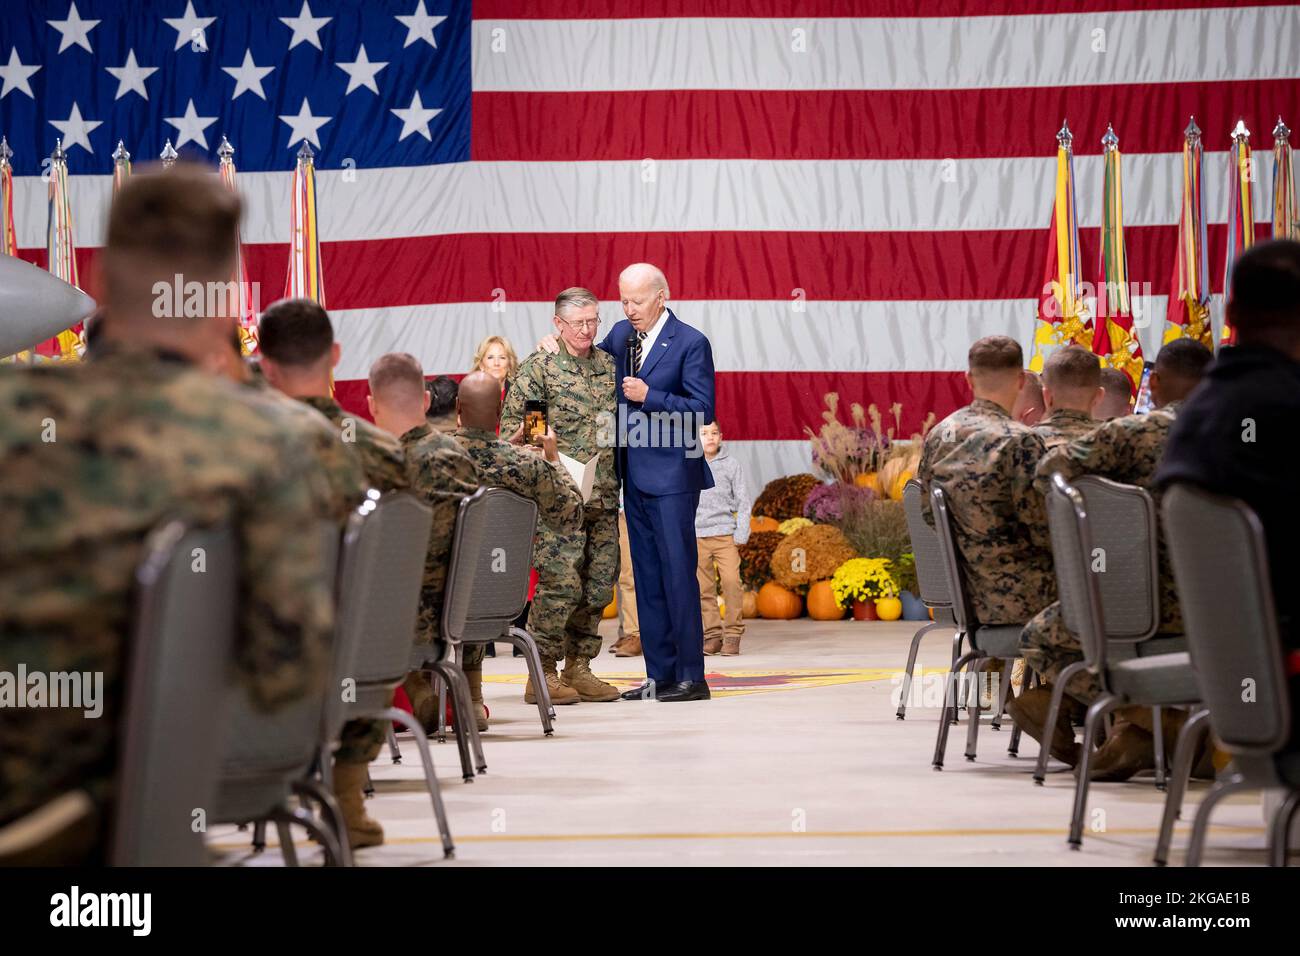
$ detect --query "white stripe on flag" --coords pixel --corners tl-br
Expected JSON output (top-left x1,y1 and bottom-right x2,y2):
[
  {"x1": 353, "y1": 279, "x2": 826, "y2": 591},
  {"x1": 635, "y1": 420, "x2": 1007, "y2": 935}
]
[{"x1": 472, "y1": 8, "x2": 1300, "y2": 92}]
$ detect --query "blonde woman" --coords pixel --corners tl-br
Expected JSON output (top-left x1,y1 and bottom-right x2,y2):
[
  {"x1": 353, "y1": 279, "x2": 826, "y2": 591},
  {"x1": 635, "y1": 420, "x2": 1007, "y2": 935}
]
[{"x1": 472, "y1": 335, "x2": 518, "y2": 400}]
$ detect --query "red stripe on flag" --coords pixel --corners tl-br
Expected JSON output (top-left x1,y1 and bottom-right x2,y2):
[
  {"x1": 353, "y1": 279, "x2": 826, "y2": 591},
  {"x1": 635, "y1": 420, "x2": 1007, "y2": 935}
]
[
  {"x1": 473, "y1": 0, "x2": 1292, "y2": 18},
  {"x1": 18, "y1": 224, "x2": 1245, "y2": 312},
  {"x1": 336, "y1": 370, "x2": 970, "y2": 441},
  {"x1": 473, "y1": 81, "x2": 1300, "y2": 162}
]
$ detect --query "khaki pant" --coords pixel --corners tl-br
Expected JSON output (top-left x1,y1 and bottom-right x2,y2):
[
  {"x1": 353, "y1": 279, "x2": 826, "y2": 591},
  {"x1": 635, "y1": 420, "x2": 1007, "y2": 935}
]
[
  {"x1": 617, "y1": 511, "x2": 638, "y2": 639},
  {"x1": 696, "y1": 534, "x2": 744, "y2": 640}
]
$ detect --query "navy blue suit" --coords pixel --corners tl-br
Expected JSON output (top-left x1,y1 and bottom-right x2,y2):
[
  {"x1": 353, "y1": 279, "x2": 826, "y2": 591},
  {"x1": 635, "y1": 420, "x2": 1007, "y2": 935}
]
[{"x1": 599, "y1": 310, "x2": 715, "y2": 685}]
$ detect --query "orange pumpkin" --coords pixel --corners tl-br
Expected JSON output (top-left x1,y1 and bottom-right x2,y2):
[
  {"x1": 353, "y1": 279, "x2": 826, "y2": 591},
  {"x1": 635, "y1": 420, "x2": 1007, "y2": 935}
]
[
  {"x1": 750, "y1": 516, "x2": 780, "y2": 534},
  {"x1": 602, "y1": 587, "x2": 618, "y2": 619},
  {"x1": 890, "y1": 469, "x2": 914, "y2": 501},
  {"x1": 806, "y1": 580, "x2": 845, "y2": 621},
  {"x1": 854, "y1": 471, "x2": 882, "y2": 494},
  {"x1": 757, "y1": 582, "x2": 802, "y2": 620},
  {"x1": 742, "y1": 590, "x2": 758, "y2": 619}
]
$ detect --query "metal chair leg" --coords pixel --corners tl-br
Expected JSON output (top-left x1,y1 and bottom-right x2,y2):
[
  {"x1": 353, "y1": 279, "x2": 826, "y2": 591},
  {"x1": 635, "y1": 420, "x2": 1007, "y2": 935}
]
[
  {"x1": 427, "y1": 664, "x2": 474, "y2": 779},
  {"x1": 274, "y1": 820, "x2": 299, "y2": 866},
  {"x1": 381, "y1": 706, "x2": 455, "y2": 859},
  {"x1": 387, "y1": 724, "x2": 402, "y2": 764},
  {"x1": 252, "y1": 819, "x2": 267, "y2": 853},
  {"x1": 1152, "y1": 705, "x2": 1167, "y2": 791},
  {"x1": 1033, "y1": 659, "x2": 1088, "y2": 785},
  {"x1": 964, "y1": 656, "x2": 988, "y2": 761},
  {"x1": 281, "y1": 805, "x2": 347, "y2": 867},
  {"x1": 990, "y1": 658, "x2": 1012, "y2": 731},
  {"x1": 509, "y1": 626, "x2": 556, "y2": 732},
  {"x1": 1186, "y1": 774, "x2": 1248, "y2": 867},
  {"x1": 1268, "y1": 789, "x2": 1300, "y2": 867},
  {"x1": 1154, "y1": 708, "x2": 1211, "y2": 866},
  {"x1": 432, "y1": 660, "x2": 486, "y2": 777},
  {"x1": 950, "y1": 629, "x2": 966, "y2": 723},
  {"x1": 292, "y1": 777, "x2": 354, "y2": 868},
  {"x1": 897, "y1": 620, "x2": 943, "y2": 720},
  {"x1": 933, "y1": 649, "x2": 980, "y2": 770},
  {"x1": 1069, "y1": 694, "x2": 1121, "y2": 847}
]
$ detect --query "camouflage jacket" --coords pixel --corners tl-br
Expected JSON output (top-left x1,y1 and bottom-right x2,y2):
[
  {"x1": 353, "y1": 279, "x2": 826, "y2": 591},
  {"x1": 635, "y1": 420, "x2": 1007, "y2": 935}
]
[
  {"x1": 301, "y1": 395, "x2": 409, "y2": 493},
  {"x1": 0, "y1": 347, "x2": 334, "y2": 837},
  {"x1": 1033, "y1": 407, "x2": 1098, "y2": 452},
  {"x1": 400, "y1": 423, "x2": 481, "y2": 644},
  {"x1": 452, "y1": 427, "x2": 584, "y2": 534},
  {"x1": 1035, "y1": 401, "x2": 1184, "y2": 633},
  {"x1": 918, "y1": 398, "x2": 1054, "y2": 625},
  {"x1": 245, "y1": 378, "x2": 367, "y2": 521},
  {"x1": 501, "y1": 341, "x2": 619, "y2": 510}
]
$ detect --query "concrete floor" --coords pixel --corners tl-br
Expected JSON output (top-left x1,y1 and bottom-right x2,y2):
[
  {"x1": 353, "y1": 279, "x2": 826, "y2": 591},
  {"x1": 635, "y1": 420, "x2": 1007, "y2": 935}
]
[{"x1": 209, "y1": 618, "x2": 1275, "y2": 867}]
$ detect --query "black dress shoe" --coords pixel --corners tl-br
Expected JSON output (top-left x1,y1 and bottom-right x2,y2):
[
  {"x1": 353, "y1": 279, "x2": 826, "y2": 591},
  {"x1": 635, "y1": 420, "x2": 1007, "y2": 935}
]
[
  {"x1": 657, "y1": 680, "x2": 711, "y2": 702},
  {"x1": 620, "y1": 681, "x2": 658, "y2": 700}
]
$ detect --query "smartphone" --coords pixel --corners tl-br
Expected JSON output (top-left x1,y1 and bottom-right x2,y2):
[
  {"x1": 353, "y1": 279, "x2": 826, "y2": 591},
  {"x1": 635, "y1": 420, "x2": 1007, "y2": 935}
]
[
  {"x1": 524, "y1": 399, "x2": 548, "y2": 445},
  {"x1": 1132, "y1": 362, "x2": 1155, "y2": 414}
]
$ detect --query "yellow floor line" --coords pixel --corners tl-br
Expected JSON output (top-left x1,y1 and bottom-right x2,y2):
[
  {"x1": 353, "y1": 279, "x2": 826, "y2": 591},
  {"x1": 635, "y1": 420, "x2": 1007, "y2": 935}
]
[{"x1": 211, "y1": 822, "x2": 1266, "y2": 851}]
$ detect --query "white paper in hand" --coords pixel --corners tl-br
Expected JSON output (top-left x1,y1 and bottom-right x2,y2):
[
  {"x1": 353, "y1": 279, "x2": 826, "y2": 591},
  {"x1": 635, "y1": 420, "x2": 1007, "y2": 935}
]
[{"x1": 557, "y1": 452, "x2": 599, "y2": 504}]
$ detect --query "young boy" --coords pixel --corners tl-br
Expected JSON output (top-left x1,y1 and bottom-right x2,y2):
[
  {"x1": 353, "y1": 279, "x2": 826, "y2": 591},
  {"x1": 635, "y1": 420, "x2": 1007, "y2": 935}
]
[{"x1": 694, "y1": 421, "x2": 752, "y2": 655}]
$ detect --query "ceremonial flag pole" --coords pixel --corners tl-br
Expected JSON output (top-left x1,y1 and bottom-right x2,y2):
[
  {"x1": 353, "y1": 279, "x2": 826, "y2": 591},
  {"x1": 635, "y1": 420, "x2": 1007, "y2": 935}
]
[
  {"x1": 112, "y1": 141, "x2": 131, "y2": 196},
  {"x1": 160, "y1": 139, "x2": 178, "y2": 168},
  {"x1": 218, "y1": 136, "x2": 258, "y2": 355},
  {"x1": 1, "y1": 136, "x2": 31, "y2": 364},
  {"x1": 46, "y1": 139, "x2": 82, "y2": 361},
  {"x1": 1220, "y1": 120, "x2": 1255, "y2": 347},
  {"x1": 1091, "y1": 124, "x2": 1143, "y2": 391},
  {"x1": 1273, "y1": 117, "x2": 1299, "y2": 242},
  {"x1": 286, "y1": 141, "x2": 326, "y2": 306},
  {"x1": 1030, "y1": 120, "x2": 1090, "y2": 372},
  {"x1": 1164, "y1": 118, "x2": 1213, "y2": 348}
]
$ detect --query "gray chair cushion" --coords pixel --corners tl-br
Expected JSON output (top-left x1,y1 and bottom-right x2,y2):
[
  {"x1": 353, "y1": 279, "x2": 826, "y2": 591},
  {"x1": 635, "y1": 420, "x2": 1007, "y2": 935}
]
[
  {"x1": 1108, "y1": 652, "x2": 1199, "y2": 704},
  {"x1": 1137, "y1": 635, "x2": 1186, "y2": 657},
  {"x1": 971, "y1": 625, "x2": 1023, "y2": 659}
]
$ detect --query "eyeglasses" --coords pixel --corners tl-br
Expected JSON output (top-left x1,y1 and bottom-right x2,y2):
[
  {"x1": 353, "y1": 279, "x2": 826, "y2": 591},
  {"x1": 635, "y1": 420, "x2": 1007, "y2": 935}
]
[{"x1": 556, "y1": 315, "x2": 600, "y2": 332}]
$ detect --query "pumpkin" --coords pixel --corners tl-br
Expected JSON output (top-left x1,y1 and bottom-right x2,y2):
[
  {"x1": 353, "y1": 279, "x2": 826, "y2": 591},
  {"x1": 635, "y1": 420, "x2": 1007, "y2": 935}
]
[
  {"x1": 876, "y1": 597, "x2": 903, "y2": 621},
  {"x1": 602, "y1": 587, "x2": 618, "y2": 619},
  {"x1": 879, "y1": 458, "x2": 907, "y2": 501},
  {"x1": 853, "y1": 471, "x2": 881, "y2": 494},
  {"x1": 742, "y1": 590, "x2": 759, "y2": 619},
  {"x1": 806, "y1": 580, "x2": 845, "y2": 621},
  {"x1": 750, "y1": 516, "x2": 780, "y2": 534},
  {"x1": 756, "y1": 582, "x2": 802, "y2": 620}
]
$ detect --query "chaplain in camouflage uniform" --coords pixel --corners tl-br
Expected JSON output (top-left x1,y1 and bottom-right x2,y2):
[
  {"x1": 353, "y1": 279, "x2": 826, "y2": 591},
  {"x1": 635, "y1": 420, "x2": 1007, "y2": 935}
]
[
  {"x1": 1032, "y1": 346, "x2": 1103, "y2": 451},
  {"x1": 459, "y1": 371, "x2": 589, "y2": 707},
  {"x1": 1021, "y1": 338, "x2": 1213, "y2": 781},
  {"x1": 501, "y1": 288, "x2": 623, "y2": 703},
  {"x1": 259, "y1": 299, "x2": 412, "y2": 849},
  {"x1": 366, "y1": 354, "x2": 480, "y2": 730},
  {"x1": 0, "y1": 167, "x2": 334, "y2": 864}
]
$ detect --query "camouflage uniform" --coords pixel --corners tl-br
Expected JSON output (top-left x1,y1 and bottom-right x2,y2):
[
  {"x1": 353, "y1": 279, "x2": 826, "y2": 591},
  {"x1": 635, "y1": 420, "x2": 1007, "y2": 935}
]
[
  {"x1": 400, "y1": 422, "x2": 480, "y2": 652},
  {"x1": 917, "y1": 398, "x2": 1054, "y2": 625},
  {"x1": 1023, "y1": 402, "x2": 1184, "y2": 704},
  {"x1": 298, "y1": 396, "x2": 409, "y2": 764},
  {"x1": 501, "y1": 343, "x2": 619, "y2": 661},
  {"x1": 0, "y1": 348, "x2": 334, "y2": 860},
  {"x1": 452, "y1": 426, "x2": 585, "y2": 660},
  {"x1": 1033, "y1": 407, "x2": 1098, "y2": 452},
  {"x1": 244, "y1": 377, "x2": 367, "y2": 522}
]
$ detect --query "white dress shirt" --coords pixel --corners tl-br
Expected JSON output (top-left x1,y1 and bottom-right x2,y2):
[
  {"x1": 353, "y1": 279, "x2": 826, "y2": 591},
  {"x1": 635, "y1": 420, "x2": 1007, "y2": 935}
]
[{"x1": 635, "y1": 307, "x2": 668, "y2": 370}]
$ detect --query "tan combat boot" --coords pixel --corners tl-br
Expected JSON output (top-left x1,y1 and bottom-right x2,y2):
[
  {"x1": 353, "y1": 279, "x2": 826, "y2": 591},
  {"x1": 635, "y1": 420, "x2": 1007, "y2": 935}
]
[
  {"x1": 721, "y1": 635, "x2": 742, "y2": 656},
  {"x1": 561, "y1": 655, "x2": 622, "y2": 702},
  {"x1": 403, "y1": 670, "x2": 438, "y2": 735},
  {"x1": 525, "y1": 656, "x2": 580, "y2": 705},
  {"x1": 464, "y1": 667, "x2": 489, "y2": 732},
  {"x1": 614, "y1": 634, "x2": 642, "y2": 657},
  {"x1": 331, "y1": 760, "x2": 384, "y2": 849}
]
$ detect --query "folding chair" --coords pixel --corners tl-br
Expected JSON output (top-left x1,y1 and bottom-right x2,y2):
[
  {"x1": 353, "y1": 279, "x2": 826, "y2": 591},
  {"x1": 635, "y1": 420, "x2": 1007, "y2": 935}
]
[
  {"x1": 929, "y1": 483, "x2": 1028, "y2": 769},
  {"x1": 1161, "y1": 484, "x2": 1299, "y2": 867},
  {"x1": 898, "y1": 479, "x2": 964, "y2": 721},
  {"x1": 1043, "y1": 475, "x2": 1201, "y2": 849}
]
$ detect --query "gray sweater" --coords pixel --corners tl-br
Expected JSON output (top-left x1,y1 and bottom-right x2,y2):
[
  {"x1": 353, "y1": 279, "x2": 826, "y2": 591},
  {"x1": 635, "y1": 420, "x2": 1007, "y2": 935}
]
[{"x1": 695, "y1": 450, "x2": 752, "y2": 544}]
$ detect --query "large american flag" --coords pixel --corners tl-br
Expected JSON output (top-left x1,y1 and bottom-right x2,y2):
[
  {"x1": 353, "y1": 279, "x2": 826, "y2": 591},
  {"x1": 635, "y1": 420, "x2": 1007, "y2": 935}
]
[{"x1": 3, "y1": 1, "x2": 1299, "y2": 485}]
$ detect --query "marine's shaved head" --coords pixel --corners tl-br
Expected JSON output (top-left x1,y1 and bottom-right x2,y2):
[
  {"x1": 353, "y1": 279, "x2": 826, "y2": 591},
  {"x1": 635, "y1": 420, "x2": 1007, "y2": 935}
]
[{"x1": 457, "y1": 370, "x2": 503, "y2": 431}]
